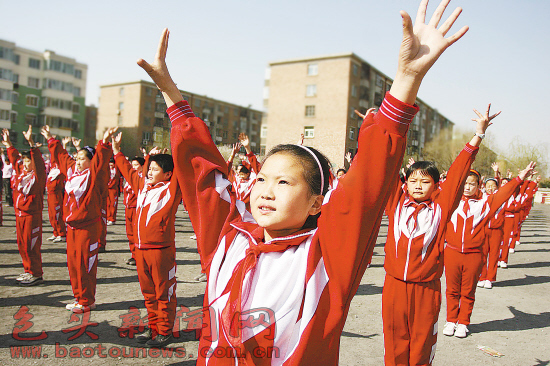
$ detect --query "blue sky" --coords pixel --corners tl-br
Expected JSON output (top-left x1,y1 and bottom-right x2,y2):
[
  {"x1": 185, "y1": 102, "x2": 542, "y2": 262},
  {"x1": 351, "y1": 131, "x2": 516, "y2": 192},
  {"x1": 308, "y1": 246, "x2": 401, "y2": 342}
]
[{"x1": 2, "y1": 0, "x2": 549, "y2": 167}]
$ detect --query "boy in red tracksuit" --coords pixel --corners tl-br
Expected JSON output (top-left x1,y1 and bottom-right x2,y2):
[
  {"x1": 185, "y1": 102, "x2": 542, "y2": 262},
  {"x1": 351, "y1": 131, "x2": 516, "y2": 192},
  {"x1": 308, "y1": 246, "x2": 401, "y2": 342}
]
[
  {"x1": 2, "y1": 127, "x2": 46, "y2": 286},
  {"x1": 46, "y1": 161, "x2": 66, "y2": 242},
  {"x1": 112, "y1": 133, "x2": 181, "y2": 348},
  {"x1": 509, "y1": 180, "x2": 529, "y2": 252},
  {"x1": 499, "y1": 180, "x2": 521, "y2": 267},
  {"x1": 106, "y1": 158, "x2": 121, "y2": 225},
  {"x1": 42, "y1": 125, "x2": 113, "y2": 313},
  {"x1": 122, "y1": 156, "x2": 145, "y2": 265},
  {"x1": 443, "y1": 162, "x2": 536, "y2": 338},
  {"x1": 227, "y1": 133, "x2": 260, "y2": 208},
  {"x1": 478, "y1": 177, "x2": 505, "y2": 288},
  {"x1": 382, "y1": 104, "x2": 498, "y2": 365}
]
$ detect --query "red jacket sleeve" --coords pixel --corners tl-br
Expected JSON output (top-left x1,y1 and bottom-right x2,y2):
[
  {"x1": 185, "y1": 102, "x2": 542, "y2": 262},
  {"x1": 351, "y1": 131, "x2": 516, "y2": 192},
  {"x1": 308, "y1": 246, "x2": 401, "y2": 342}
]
[
  {"x1": 487, "y1": 177, "x2": 522, "y2": 215},
  {"x1": 168, "y1": 101, "x2": 243, "y2": 271},
  {"x1": 115, "y1": 152, "x2": 145, "y2": 194},
  {"x1": 47, "y1": 138, "x2": 75, "y2": 176},
  {"x1": 246, "y1": 151, "x2": 261, "y2": 174},
  {"x1": 316, "y1": 92, "x2": 418, "y2": 303}
]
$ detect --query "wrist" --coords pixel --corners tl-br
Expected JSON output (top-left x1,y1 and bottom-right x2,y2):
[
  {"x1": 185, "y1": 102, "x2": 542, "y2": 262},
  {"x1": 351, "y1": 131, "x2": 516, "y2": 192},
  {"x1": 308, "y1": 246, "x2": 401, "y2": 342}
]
[{"x1": 390, "y1": 72, "x2": 422, "y2": 105}]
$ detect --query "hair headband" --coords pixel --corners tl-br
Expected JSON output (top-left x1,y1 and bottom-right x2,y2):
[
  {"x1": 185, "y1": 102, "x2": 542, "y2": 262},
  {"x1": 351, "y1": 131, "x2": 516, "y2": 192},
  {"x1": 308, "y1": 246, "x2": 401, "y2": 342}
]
[
  {"x1": 485, "y1": 177, "x2": 498, "y2": 184},
  {"x1": 296, "y1": 145, "x2": 324, "y2": 194},
  {"x1": 82, "y1": 146, "x2": 95, "y2": 157},
  {"x1": 469, "y1": 169, "x2": 481, "y2": 178}
]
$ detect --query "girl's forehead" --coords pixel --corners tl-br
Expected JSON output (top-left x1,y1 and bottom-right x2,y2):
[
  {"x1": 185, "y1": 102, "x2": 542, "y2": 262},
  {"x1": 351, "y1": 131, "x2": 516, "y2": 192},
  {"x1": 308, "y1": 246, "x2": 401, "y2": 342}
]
[
  {"x1": 261, "y1": 153, "x2": 303, "y2": 173},
  {"x1": 408, "y1": 170, "x2": 434, "y2": 181}
]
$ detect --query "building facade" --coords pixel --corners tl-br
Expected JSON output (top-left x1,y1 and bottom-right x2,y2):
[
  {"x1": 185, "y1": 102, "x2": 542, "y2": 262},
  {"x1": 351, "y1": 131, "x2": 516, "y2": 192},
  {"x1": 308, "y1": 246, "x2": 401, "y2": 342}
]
[
  {"x1": 262, "y1": 53, "x2": 454, "y2": 168},
  {"x1": 97, "y1": 80, "x2": 262, "y2": 158},
  {"x1": 0, "y1": 39, "x2": 87, "y2": 151}
]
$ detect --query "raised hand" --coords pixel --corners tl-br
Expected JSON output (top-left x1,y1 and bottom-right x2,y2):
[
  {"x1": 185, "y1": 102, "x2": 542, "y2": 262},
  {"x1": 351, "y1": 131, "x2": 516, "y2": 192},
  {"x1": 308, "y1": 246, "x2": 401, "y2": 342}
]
[
  {"x1": 491, "y1": 162, "x2": 499, "y2": 173},
  {"x1": 1, "y1": 129, "x2": 12, "y2": 148},
  {"x1": 518, "y1": 162, "x2": 537, "y2": 181},
  {"x1": 35, "y1": 142, "x2": 42, "y2": 148},
  {"x1": 103, "y1": 127, "x2": 119, "y2": 143},
  {"x1": 149, "y1": 146, "x2": 161, "y2": 156},
  {"x1": 407, "y1": 157, "x2": 416, "y2": 169},
  {"x1": 390, "y1": 0, "x2": 468, "y2": 104},
  {"x1": 238, "y1": 133, "x2": 251, "y2": 153},
  {"x1": 71, "y1": 137, "x2": 82, "y2": 150},
  {"x1": 112, "y1": 132, "x2": 122, "y2": 155},
  {"x1": 472, "y1": 104, "x2": 501, "y2": 134},
  {"x1": 22, "y1": 125, "x2": 34, "y2": 147},
  {"x1": 140, "y1": 147, "x2": 147, "y2": 157},
  {"x1": 41, "y1": 125, "x2": 52, "y2": 141},
  {"x1": 62, "y1": 136, "x2": 71, "y2": 149},
  {"x1": 137, "y1": 28, "x2": 182, "y2": 107},
  {"x1": 354, "y1": 107, "x2": 377, "y2": 121},
  {"x1": 345, "y1": 152, "x2": 352, "y2": 164}
]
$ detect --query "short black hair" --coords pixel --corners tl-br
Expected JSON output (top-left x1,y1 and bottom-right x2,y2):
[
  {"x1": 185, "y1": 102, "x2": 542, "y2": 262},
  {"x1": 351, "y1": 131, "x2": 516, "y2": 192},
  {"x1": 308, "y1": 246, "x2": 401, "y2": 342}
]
[
  {"x1": 337, "y1": 168, "x2": 346, "y2": 175},
  {"x1": 149, "y1": 154, "x2": 174, "y2": 173},
  {"x1": 238, "y1": 165, "x2": 250, "y2": 174},
  {"x1": 21, "y1": 151, "x2": 32, "y2": 159},
  {"x1": 80, "y1": 146, "x2": 95, "y2": 160},
  {"x1": 406, "y1": 161, "x2": 440, "y2": 184},
  {"x1": 131, "y1": 156, "x2": 145, "y2": 166},
  {"x1": 109, "y1": 158, "x2": 115, "y2": 164}
]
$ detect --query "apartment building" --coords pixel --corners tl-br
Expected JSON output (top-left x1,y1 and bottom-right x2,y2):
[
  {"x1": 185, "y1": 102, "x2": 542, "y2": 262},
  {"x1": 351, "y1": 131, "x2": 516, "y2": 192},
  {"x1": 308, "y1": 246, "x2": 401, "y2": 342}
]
[
  {"x1": 262, "y1": 53, "x2": 454, "y2": 168},
  {"x1": 0, "y1": 39, "x2": 87, "y2": 151},
  {"x1": 97, "y1": 80, "x2": 262, "y2": 158}
]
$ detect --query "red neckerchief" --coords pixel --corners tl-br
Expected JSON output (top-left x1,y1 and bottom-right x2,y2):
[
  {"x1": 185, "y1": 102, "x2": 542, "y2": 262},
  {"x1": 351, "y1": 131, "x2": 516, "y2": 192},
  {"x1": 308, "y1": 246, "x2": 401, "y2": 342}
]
[
  {"x1": 403, "y1": 195, "x2": 433, "y2": 232},
  {"x1": 461, "y1": 190, "x2": 482, "y2": 215},
  {"x1": 217, "y1": 221, "x2": 315, "y2": 353}
]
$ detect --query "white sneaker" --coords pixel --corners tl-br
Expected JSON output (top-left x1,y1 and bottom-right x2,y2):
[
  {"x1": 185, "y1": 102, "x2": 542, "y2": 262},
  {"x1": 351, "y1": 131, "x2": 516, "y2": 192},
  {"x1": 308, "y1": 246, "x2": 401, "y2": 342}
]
[
  {"x1": 47, "y1": 235, "x2": 57, "y2": 241},
  {"x1": 454, "y1": 324, "x2": 469, "y2": 338},
  {"x1": 66, "y1": 300, "x2": 79, "y2": 310},
  {"x1": 477, "y1": 281, "x2": 485, "y2": 288},
  {"x1": 497, "y1": 261, "x2": 503, "y2": 268},
  {"x1": 16, "y1": 272, "x2": 32, "y2": 281},
  {"x1": 52, "y1": 236, "x2": 63, "y2": 242},
  {"x1": 443, "y1": 322, "x2": 456, "y2": 336},
  {"x1": 509, "y1": 248, "x2": 515, "y2": 253},
  {"x1": 500, "y1": 262, "x2": 508, "y2": 268},
  {"x1": 484, "y1": 280, "x2": 493, "y2": 289},
  {"x1": 72, "y1": 303, "x2": 96, "y2": 313},
  {"x1": 516, "y1": 241, "x2": 521, "y2": 245},
  {"x1": 106, "y1": 221, "x2": 114, "y2": 226},
  {"x1": 190, "y1": 234, "x2": 197, "y2": 240}
]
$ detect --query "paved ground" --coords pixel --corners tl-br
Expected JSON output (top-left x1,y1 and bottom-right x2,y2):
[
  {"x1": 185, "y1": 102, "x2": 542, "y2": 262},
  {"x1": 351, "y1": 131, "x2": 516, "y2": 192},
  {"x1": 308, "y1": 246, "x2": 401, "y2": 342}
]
[{"x1": 0, "y1": 202, "x2": 549, "y2": 365}]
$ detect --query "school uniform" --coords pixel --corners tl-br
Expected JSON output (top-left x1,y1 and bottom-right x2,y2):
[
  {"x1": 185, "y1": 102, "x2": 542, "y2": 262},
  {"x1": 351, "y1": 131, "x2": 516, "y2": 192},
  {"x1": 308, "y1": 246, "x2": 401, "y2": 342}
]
[
  {"x1": 48, "y1": 138, "x2": 112, "y2": 306},
  {"x1": 444, "y1": 177, "x2": 522, "y2": 326},
  {"x1": 122, "y1": 173, "x2": 141, "y2": 258},
  {"x1": 500, "y1": 187, "x2": 522, "y2": 265},
  {"x1": 168, "y1": 92, "x2": 417, "y2": 365},
  {"x1": 383, "y1": 143, "x2": 478, "y2": 366},
  {"x1": 115, "y1": 153, "x2": 181, "y2": 336},
  {"x1": 229, "y1": 152, "x2": 260, "y2": 207},
  {"x1": 107, "y1": 166, "x2": 121, "y2": 222},
  {"x1": 8, "y1": 147, "x2": 46, "y2": 278},
  {"x1": 46, "y1": 162, "x2": 66, "y2": 238},
  {"x1": 479, "y1": 195, "x2": 505, "y2": 283}
]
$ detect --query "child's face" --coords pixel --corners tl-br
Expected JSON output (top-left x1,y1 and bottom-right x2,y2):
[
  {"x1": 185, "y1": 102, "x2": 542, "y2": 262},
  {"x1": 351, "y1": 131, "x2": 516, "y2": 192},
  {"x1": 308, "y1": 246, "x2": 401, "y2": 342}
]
[
  {"x1": 337, "y1": 171, "x2": 345, "y2": 179},
  {"x1": 406, "y1": 170, "x2": 437, "y2": 202},
  {"x1": 238, "y1": 171, "x2": 250, "y2": 181},
  {"x1": 131, "y1": 160, "x2": 143, "y2": 173},
  {"x1": 147, "y1": 161, "x2": 171, "y2": 185},
  {"x1": 109, "y1": 162, "x2": 115, "y2": 169},
  {"x1": 463, "y1": 175, "x2": 480, "y2": 197},
  {"x1": 485, "y1": 180, "x2": 498, "y2": 194},
  {"x1": 75, "y1": 150, "x2": 92, "y2": 172},
  {"x1": 22, "y1": 157, "x2": 34, "y2": 172},
  {"x1": 250, "y1": 153, "x2": 322, "y2": 241}
]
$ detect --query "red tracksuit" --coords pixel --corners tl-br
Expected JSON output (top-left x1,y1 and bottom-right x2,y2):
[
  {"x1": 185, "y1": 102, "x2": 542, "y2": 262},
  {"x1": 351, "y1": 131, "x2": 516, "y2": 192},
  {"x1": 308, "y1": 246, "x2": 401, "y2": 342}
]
[
  {"x1": 444, "y1": 177, "x2": 522, "y2": 326},
  {"x1": 8, "y1": 147, "x2": 46, "y2": 278},
  {"x1": 122, "y1": 174, "x2": 141, "y2": 258},
  {"x1": 46, "y1": 163, "x2": 66, "y2": 238},
  {"x1": 168, "y1": 92, "x2": 416, "y2": 365},
  {"x1": 479, "y1": 197, "x2": 505, "y2": 283},
  {"x1": 500, "y1": 187, "x2": 522, "y2": 264},
  {"x1": 48, "y1": 138, "x2": 112, "y2": 306},
  {"x1": 522, "y1": 181, "x2": 537, "y2": 219},
  {"x1": 228, "y1": 152, "x2": 260, "y2": 207},
  {"x1": 115, "y1": 153, "x2": 181, "y2": 336},
  {"x1": 383, "y1": 143, "x2": 478, "y2": 366},
  {"x1": 107, "y1": 166, "x2": 121, "y2": 222}
]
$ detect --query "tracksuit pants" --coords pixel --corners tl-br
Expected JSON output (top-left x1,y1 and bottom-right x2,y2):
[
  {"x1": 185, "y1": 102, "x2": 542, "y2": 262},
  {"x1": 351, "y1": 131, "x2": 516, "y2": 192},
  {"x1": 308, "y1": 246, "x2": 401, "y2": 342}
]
[
  {"x1": 107, "y1": 189, "x2": 118, "y2": 222},
  {"x1": 47, "y1": 191, "x2": 66, "y2": 237},
  {"x1": 16, "y1": 214, "x2": 43, "y2": 277},
  {"x1": 125, "y1": 207, "x2": 136, "y2": 258},
  {"x1": 480, "y1": 227, "x2": 503, "y2": 283}
]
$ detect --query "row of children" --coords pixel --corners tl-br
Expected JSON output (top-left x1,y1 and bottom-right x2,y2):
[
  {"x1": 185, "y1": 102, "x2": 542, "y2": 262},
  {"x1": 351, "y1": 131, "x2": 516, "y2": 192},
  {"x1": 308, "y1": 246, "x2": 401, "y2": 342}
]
[{"x1": 130, "y1": 0, "x2": 538, "y2": 362}]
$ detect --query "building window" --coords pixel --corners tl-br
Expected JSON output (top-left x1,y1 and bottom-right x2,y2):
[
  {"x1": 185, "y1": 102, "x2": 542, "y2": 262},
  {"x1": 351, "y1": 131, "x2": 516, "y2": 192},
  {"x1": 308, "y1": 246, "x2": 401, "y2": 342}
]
[
  {"x1": 117, "y1": 115, "x2": 123, "y2": 126},
  {"x1": 307, "y1": 64, "x2": 318, "y2": 76},
  {"x1": 119, "y1": 87, "x2": 124, "y2": 96},
  {"x1": 26, "y1": 95, "x2": 39, "y2": 107},
  {"x1": 351, "y1": 85, "x2": 357, "y2": 98},
  {"x1": 12, "y1": 74, "x2": 19, "y2": 84},
  {"x1": 350, "y1": 128, "x2": 355, "y2": 140},
  {"x1": 10, "y1": 112, "x2": 17, "y2": 123},
  {"x1": 73, "y1": 87, "x2": 81, "y2": 97},
  {"x1": 0, "y1": 89, "x2": 11, "y2": 102},
  {"x1": 194, "y1": 99, "x2": 201, "y2": 108},
  {"x1": 71, "y1": 120, "x2": 80, "y2": 131},
  {"x1": 25, "y1": 114, "x2": 38, "y2": 126},
  {"x1": 145, "y1": 101, "x2": 152, "y2": 111},
  {"x1": 74, "y1": 69, "x2": 82, "y2": 79},
  {"x1": 146, "y1": 87, "x2": 153, "y2": 96},
  {"x1": 0, "y1": 68, "x2": 13, "y2": 82},
  {"x1": 261, "y1": 125, "x2": 268, "y2": 138},
  {"x1": 118, "y1": 102, "x2": 124, "y2": 110},
  {"x1": 306, "y1": 84, "x2": 317, "y2": 97},
  {"x1": 352, "y1": 63, "x2": 359, "y2": 76},
  {"x1": 304, "y1": 126, "x2": 315, "y2": 138},
  {"x1": 29, "y1": 58, "x2": 41, "y2": 69},
  {"x1": 72, "y1": 104, "x2": 80, "y2": 114},
  {"x1": 305, "y1": 105, "x2": 315, "y2": 117},
  {"x1": 28, "y1": 77, "x2": 40, "y2": 89},
  {"x1": 11, "y1": 91, "x2": 18, "y2": 104},
  {"x1": 144, "y1": 117, "x2": 151, "y2": 126},
  {"x1": 14, "y1": 54, "x2": 20, "y2": 65},
  {"x1": 0, "y1": 110, "x2": 10, "y2": 121}
]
